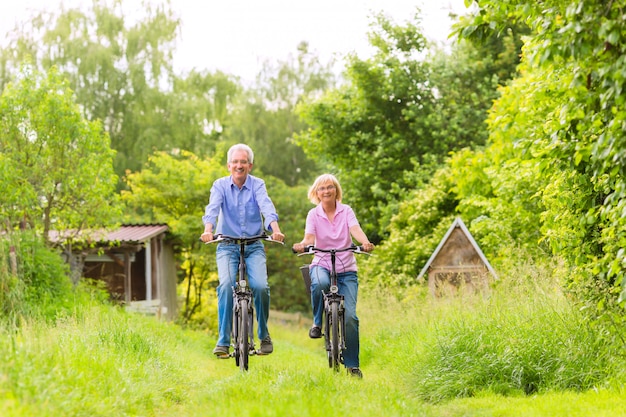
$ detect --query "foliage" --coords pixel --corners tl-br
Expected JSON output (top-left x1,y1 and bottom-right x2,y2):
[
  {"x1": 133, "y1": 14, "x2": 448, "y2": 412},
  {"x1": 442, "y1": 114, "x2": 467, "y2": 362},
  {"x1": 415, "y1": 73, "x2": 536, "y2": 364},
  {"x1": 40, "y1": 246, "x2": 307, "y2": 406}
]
[
  {"x1": 0, "y1": 65, "x2": 120, "y2": 240},
  {"x1": 296, "y1": 12, "x2": 438, "y2": 241},
  {"x1": 360, "y1": 169, "x2": 458, "y2": 289},
  {"x1": 223, "y1": 42, "x2": 336, "y2": 186},
  {"x1": 457, "y1": 0, "x2": 626, "y2": 323},
  {"x1": 0, "y1": 0, "x2": 238, "y2": 178},
  {"x1": 0, "y1": 230, "x2": 85, "y2": 324},
  {"x1": 297, "y1": 11, "x2": 524, "y2": 242}
]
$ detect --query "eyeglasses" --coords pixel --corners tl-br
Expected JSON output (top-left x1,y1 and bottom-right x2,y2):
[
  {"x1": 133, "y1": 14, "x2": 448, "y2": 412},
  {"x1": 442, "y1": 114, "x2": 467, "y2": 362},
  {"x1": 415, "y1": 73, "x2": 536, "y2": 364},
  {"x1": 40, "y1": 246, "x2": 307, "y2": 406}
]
[{"x1": 317, "y1": 185, "x2": 336, "y2": 192}]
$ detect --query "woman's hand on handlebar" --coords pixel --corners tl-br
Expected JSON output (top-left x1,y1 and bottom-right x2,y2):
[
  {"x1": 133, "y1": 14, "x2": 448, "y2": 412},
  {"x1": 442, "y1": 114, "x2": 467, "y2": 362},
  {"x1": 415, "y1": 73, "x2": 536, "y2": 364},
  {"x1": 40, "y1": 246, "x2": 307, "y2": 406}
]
[
  {"x1": 292, "y1": 243, "x2": 305, "y2": 253},
  {"x1": 361, "y1": 242, "x2": 375, "y2": 253}
]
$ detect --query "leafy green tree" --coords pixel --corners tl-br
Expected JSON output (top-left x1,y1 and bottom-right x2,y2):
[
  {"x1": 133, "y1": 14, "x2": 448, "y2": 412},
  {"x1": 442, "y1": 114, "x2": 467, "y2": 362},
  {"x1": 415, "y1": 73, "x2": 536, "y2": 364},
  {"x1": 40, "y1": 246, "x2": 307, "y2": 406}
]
[
  {"x1": 223, "y1": 42, "x2": 335, "y2": 186},
  {"x1": 0, "y1": 0, "x2": 236, "y2": 178},
  {"x1": 296, "y1": 12, "x2": 439, "y2": 241},
  {"x1": 0, "y1": 65, "x2": 120, "y2": 241},
  {"x1": 456, "y1": 0, "x2": 626, "y2": 325},
  {"x1": 296, "y1": 11, "x2": 523, "y2": 241}
]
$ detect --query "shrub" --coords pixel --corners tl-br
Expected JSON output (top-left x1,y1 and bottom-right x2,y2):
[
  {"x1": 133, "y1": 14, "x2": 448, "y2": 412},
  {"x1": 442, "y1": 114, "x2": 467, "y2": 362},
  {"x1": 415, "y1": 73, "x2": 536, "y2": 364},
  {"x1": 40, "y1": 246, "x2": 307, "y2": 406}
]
[{"x1": 0, "y1": 231, "x2": 76, "y2": 324}]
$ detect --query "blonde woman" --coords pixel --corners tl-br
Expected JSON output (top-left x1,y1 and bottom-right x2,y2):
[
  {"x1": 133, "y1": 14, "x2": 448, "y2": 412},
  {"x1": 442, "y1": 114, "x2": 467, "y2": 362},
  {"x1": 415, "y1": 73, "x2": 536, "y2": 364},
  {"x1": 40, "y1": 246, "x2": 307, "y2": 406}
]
[{"x1": 292, "y1": 174, "x2": 374, "y2": 378}]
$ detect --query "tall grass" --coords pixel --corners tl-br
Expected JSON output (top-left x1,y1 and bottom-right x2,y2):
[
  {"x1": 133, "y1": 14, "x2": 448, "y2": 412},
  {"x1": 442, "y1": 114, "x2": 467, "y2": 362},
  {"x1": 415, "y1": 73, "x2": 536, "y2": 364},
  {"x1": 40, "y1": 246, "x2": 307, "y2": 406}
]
[
  {"x1": 0, "y1": 253, "x2": 624, "y2": 416},
  {"x1": 359, "y1": 256, "x2": 621, "y2": 404}
]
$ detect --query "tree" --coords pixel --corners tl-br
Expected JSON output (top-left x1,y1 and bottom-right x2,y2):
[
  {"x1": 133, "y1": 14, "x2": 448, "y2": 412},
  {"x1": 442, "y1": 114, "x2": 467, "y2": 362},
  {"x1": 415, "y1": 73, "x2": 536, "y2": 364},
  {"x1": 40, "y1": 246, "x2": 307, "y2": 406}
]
[
  {"x1": 0, "y1": 65, "x2": 119, "y2": 240},
  {"x1": 223, "y1": 42, "x2": 336, "y2": 186},
  {"x1": 0, "y1": 0, "x2": 237, "y2": 178},
  {"x1": 296, "y1": 12, "x2": 440, "y2": 241},
  {"x1": 456, "y1": 0, "x2": 626, "y2": 324},
  {"x1": 296, "y1": 10, "x2": 523, "y2": 241}
]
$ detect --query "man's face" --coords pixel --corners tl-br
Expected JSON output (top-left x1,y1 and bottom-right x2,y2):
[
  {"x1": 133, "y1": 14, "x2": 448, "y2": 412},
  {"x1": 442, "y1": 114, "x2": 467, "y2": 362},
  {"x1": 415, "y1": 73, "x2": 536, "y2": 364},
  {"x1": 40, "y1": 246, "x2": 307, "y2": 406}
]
[{"x1": 228, "y1": 149, "x2": 253, "y2": 182}]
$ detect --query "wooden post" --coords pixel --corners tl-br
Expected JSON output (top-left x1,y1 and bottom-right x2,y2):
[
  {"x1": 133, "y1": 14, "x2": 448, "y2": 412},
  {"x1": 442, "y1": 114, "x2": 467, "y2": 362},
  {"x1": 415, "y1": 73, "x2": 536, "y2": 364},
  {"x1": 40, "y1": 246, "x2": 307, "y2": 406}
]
[{"x1": 124, "y1": 251, "x2": 132, "y2": 304}]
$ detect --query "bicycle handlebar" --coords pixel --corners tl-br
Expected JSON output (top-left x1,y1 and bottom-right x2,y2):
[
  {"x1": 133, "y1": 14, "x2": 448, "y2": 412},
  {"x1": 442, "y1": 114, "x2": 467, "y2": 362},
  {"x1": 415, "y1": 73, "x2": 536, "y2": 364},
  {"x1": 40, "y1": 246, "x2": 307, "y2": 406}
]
[
  {"x1": 202, "y1": 234, "x2": 284, "y2": 245},
  {"x1": 294, "y1": 244, "x2": 371, "y2": 256}
]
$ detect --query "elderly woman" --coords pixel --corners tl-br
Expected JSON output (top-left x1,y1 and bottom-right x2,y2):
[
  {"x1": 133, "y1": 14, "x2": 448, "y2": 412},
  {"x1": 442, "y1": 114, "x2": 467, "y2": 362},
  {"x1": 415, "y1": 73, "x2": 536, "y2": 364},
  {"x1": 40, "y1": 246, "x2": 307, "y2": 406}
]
[{"x1": 292, "y1": 174, "x2": 374, "y2": 378}]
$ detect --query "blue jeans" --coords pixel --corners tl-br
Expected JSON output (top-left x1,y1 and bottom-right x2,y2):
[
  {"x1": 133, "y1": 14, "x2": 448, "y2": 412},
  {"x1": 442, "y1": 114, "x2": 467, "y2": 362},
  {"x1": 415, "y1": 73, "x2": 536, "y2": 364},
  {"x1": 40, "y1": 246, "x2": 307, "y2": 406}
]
[
  {"x1": 310, "y1": 265, "x2": 360, "y2": 368},
  {"x1": 215, "y1": 242, "x2": 270, "y2": 347}
]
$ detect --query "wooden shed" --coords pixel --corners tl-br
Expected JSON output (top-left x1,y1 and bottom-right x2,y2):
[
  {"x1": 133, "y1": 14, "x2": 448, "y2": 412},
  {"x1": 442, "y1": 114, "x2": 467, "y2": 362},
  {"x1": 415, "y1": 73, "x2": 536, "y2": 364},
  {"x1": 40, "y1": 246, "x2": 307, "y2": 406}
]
[
  {"x1": 417, "y1": 217, "x2": 497, "y2": 297},
  {"x1": 50, "y1": 224, "x2": 178, "y2": 320}
]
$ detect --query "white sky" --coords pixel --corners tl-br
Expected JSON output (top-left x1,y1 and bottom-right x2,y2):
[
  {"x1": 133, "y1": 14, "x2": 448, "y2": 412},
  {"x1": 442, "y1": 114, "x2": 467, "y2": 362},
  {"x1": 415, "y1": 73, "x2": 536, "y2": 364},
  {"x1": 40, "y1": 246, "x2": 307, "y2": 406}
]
[{"x1": 0, "y1": 0, "x2": 468, "y2": 82}]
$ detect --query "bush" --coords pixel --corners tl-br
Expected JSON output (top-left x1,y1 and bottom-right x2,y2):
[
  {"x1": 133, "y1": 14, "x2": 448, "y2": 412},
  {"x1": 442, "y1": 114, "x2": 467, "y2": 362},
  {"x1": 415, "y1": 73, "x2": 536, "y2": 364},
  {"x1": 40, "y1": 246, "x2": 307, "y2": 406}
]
[{"x1": 0, "y1": 231, "x2": 77, "y2": 324}]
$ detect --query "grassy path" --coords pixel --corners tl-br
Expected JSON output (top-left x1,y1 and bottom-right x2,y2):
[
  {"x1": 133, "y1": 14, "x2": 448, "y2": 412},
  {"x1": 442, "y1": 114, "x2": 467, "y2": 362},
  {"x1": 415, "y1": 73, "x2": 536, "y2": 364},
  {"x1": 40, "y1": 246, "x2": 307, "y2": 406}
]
[
  {"x1": 160, "y1": 316, "x2": 432, "y2": 417},
  {"x1": 2, "y1": 305, "x2": 625, "y2": 416},
  {"x1": 162, "y1": 315, "x2": 626, "y2": 417}
]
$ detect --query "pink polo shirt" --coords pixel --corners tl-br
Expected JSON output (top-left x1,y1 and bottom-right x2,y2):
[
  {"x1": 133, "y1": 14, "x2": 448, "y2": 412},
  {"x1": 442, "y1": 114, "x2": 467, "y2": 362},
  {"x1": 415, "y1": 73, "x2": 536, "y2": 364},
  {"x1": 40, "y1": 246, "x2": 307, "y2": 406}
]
[{"x1": 305, "y1": 202, "x2": 360, "y2": 273}]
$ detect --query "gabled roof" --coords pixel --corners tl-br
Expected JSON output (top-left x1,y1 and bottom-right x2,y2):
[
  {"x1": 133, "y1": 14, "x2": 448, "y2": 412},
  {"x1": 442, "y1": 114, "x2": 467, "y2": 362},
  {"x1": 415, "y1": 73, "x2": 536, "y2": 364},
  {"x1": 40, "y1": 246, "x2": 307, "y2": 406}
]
[
  {"x1": 417, "y1": 217, "x2": 497, "y2": 280},
  {"x1": 49, "y1": 224, "x2": 169, "y2": 244}
]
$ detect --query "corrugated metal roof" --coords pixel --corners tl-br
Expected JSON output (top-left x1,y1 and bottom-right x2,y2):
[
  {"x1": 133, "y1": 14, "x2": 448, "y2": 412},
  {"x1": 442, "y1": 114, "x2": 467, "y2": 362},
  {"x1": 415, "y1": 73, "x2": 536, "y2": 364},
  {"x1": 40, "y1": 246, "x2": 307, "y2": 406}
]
[
  {"x1": 48, "y1": 224, "x2": 169, "y2": 244},
  {"x1": 107, "y1": 224, "x2": 169, "y2": 243}
]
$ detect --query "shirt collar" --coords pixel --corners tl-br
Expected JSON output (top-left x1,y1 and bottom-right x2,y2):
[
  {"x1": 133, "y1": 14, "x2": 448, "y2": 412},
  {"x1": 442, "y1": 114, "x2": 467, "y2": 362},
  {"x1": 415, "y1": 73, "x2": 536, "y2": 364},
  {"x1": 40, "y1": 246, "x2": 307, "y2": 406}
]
[
  {"x1": 314, "y1": 201, "x2": 344, "y2": 216},
  {"x1": 230, "y1": 174, "x2": 251, "y2": 190}
]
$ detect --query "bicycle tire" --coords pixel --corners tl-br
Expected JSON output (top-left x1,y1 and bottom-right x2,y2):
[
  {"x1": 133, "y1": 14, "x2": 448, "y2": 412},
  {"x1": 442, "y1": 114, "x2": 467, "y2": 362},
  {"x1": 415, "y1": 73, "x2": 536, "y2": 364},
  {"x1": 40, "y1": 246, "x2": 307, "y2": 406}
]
[
  {"x1": 233, "y1": 301, "x2": 240, "y2": 367},
  {"x1": 324, "y1": 303, "x2": 332, "y2": 368},
  {"x1": 330, "y1": 301, "x2": 340, "y2": 371},
  {"x1": 239, "y1": 298, "x2": 249, "y2": 371}
]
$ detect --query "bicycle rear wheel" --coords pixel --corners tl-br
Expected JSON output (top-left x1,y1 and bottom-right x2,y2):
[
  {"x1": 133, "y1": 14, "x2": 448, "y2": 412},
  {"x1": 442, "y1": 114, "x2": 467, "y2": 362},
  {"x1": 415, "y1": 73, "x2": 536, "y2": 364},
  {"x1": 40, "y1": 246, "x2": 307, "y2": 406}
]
[
  {"x1": 238, "y1": 298, "x2": 249, "y2": 371},
  {"x1": 330, "y1": 301, "x2": 340, "y2": 371}
]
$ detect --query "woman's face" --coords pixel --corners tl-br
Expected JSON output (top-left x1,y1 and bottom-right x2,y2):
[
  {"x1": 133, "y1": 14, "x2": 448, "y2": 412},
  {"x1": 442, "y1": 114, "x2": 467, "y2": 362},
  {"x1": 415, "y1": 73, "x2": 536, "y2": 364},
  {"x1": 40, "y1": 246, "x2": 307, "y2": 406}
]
[{"x1": 316, "y1": 181, "x2": 337, "y2": 203}]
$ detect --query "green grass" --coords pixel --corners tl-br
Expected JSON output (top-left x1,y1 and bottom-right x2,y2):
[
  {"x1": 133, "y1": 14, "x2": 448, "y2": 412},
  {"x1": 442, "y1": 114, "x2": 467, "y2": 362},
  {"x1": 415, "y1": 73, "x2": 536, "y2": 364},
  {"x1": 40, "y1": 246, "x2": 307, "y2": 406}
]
[{"x1": 1, "y1": 273, "x2": 625, "y2": 416}]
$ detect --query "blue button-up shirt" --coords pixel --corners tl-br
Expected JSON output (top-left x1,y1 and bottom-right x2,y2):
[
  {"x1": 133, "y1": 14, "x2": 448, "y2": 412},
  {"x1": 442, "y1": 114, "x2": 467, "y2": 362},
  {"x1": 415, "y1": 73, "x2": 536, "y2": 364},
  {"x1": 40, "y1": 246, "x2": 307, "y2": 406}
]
[{"x1": 202, "y1": 174, "x2": 279, "y2": 237}]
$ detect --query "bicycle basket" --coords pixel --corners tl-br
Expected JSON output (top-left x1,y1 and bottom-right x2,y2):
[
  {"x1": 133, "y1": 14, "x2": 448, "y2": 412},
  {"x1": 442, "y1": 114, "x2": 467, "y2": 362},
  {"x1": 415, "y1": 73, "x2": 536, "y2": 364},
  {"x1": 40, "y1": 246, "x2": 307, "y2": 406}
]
[{"x1": 299, "y1": 264, "x2": 311, "y2": 296}]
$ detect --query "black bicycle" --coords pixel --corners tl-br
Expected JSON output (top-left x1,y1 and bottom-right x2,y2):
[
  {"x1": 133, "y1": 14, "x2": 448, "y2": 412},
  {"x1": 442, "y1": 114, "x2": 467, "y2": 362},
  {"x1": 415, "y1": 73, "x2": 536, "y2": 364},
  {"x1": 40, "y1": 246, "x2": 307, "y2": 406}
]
[
  {"x1": 205, "y1": 233, "x2": 283, "y2": 371},
  {"x1": 296, "y1": 244, "x2": 370, "y2": 371}
]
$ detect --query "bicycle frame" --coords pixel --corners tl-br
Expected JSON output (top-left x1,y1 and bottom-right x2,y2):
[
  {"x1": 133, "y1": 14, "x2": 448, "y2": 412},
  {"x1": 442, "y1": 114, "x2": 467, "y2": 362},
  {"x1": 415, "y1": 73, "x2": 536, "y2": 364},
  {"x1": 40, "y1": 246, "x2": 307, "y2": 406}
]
[{"x1": 205, "y1": 234, "x2": 282, "y2": 371}]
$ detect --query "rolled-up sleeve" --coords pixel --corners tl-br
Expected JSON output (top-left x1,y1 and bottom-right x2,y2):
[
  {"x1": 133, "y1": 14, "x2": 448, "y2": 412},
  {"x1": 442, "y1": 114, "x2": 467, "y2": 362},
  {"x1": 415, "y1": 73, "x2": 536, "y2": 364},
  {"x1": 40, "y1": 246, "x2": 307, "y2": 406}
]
[
  {"x1": 202, "y1": 181, "x2": 224, "y2": 229},
  {"x1": 254, "y1": 180, "x2": 279, "y2": 231}
]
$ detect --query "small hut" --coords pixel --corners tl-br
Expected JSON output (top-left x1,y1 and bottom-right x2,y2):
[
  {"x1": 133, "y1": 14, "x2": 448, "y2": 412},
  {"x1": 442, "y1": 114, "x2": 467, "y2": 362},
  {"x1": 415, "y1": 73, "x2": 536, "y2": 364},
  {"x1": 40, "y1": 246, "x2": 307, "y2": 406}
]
[
  {"x1": 50, "y1": 224, "x2": 178, "y2": 320},
  {"x1": 417, "y1": 217, "x2": 497, "y2": 297}
]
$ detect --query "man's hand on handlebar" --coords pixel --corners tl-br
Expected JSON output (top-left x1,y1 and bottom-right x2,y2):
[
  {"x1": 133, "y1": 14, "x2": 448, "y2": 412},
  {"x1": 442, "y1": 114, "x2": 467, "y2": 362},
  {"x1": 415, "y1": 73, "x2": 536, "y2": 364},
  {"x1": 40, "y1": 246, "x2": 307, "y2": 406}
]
[
  {"x1": 200, "y1": 231, "x2": 214, "y2": 243},
  {"x1": 271, "y1": 231, "x2": 285, "y2": 243}
]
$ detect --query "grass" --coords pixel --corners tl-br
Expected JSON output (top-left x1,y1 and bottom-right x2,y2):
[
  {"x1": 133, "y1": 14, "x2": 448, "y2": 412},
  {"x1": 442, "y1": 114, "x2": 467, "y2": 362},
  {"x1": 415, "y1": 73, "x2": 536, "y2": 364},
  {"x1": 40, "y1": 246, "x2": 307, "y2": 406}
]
[{"x1": 1, "y1": 270, "x2": 626, "y2": 416}]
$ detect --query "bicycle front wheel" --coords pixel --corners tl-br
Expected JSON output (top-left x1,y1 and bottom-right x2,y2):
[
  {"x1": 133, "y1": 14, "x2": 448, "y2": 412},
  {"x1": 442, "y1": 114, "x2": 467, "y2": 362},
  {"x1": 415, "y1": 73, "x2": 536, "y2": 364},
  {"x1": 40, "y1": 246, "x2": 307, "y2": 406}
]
[
  {"x1": 330, "y1": 301, "x2": 340, "y2": 371},
  {"x1": 238, "y1": 298, "x2": 249, "y2": 371}
]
